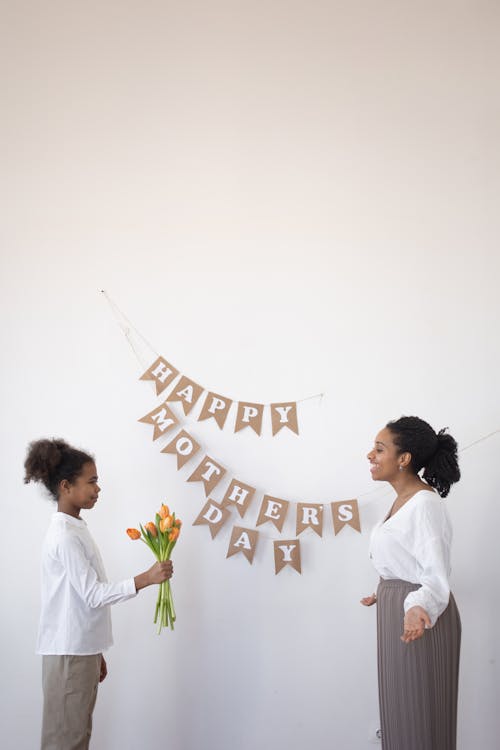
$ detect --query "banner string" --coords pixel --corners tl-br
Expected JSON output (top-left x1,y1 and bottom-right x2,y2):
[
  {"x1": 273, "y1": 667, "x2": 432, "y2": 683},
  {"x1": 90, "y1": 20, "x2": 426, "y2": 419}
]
[
  {"x1": 100, "y1": 288, "x2": 325, "y2": 405},
  {"x1": 458, "y1": 429, "x2": 500, "y2": 453}
]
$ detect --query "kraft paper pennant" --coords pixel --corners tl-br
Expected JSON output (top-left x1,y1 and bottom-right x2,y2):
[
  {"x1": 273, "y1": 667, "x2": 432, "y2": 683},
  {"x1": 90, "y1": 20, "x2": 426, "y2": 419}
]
[
  {"x1": 140, "y1": 357, "x2": 179, "y2": 396},
  {"x1": 160, "y1": 429, "x2": 201, "y2": 469},
  {"x1": 166, "y1": 375, "x2": 204, "y2": 416},
  {"x1": 187, "y1": 455, "x2": 226, "y2": 497},
  {"x1": 234, "y1": 402, "x2": 264, "y2": 436},
  {"x1": 198, "y1": 391, "x2": 233, "y2": 429},
  {"x1": 192, "y1": 499, "x2": 231, "y2": 539},
  {"x1": 331, "y1": 499, "x2": 361, "y2": 535},
  {"x1": 226, "y1": 526, "x2": 259, "y2": 564},
  {"x1": 270, "y1": 402, "x2": 299, "y2": 436},
  {"x1": 138, "y1": 401, "x2": 179, "y2": 441},
  {"x1": 274, "y1": 539, "x2": 301, "y2": 574},
  {"x1": 221, "y1": 479, "x2": 256, "y2": 518},
  {"x1": 296, "y1": 503, "x2": 324, "y2": 537},
  {"x1": 256, "y1": 495, "x2": 289, "y2": 532}
]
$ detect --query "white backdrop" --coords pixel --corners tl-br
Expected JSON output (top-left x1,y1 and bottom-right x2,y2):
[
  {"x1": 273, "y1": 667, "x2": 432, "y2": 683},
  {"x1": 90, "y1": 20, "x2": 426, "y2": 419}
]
[{"x1": 1, "y1": 2, "x2": 499, "y2": 749}]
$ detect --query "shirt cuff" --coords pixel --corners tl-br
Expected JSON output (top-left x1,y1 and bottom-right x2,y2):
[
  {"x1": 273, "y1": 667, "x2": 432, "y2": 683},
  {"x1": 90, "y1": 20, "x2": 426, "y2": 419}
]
[
  {"x1": 123, "y1": 577, "x2": 138, "y2": 598},
  {"x1": 404, "y1": 589, "x2": 441, "y2": 627}
]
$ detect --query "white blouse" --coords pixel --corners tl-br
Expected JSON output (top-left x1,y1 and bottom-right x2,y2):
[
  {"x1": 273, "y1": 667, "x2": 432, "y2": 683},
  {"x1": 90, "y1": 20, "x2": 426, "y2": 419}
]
[
  {"x1": 369, "y1": 489, "x2": 452, "y2": 627},
  {"x1": 37, "y1": 512, "x2": 137, "y2": 655}
]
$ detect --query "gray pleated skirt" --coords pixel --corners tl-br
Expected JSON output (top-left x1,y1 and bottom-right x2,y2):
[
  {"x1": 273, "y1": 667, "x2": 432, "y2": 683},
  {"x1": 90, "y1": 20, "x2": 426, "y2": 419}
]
[{"x1": 376, "y1": 578, "x2": 461, "y2": 750}]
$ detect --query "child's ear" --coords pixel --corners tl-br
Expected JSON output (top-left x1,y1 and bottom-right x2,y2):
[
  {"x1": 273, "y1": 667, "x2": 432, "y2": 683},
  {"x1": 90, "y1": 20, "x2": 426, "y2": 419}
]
[{"x1": 59, "y1": 479, "x2": 71, "y2": 494}]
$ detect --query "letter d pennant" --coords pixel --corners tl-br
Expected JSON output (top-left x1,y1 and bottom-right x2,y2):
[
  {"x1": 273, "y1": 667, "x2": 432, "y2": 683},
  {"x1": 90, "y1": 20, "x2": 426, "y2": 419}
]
[{"x1": 193, "y1": 499, "x2": 231, "y2": 539}]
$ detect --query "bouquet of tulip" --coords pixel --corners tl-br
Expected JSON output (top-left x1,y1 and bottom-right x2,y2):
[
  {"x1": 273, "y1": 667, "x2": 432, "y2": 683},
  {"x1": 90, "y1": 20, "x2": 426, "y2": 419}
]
[{"x1": 126, "y1": 504, "x2": 181, "y2": 633}]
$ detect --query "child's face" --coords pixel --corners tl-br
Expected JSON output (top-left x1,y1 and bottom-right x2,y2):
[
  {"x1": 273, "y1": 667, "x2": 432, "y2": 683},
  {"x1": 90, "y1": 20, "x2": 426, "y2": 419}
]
[{"x1": 65, "y1": 461, "x2": 101, "y2": 514}]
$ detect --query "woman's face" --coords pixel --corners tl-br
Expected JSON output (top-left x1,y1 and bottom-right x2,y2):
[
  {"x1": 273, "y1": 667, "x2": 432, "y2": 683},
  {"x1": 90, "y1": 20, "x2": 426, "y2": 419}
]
[{"x1": 367, "y1": 427, "x2": 402, "y2": 482}]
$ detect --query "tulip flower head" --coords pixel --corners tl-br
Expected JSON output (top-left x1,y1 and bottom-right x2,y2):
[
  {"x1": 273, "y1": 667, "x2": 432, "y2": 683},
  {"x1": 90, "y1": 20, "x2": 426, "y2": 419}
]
[
  {"x1": 145, "y1": 521, "x2": 158, "y2": 538},
  {"x1": 158, "y1": 503, "x2": 170, "y2": 519},
  {"x1": 159, "y1": 515, "x2": 173, "y2": 534},
  {"x1": 126, "y1": 528, "x2": 141, "y2": 540},
  {"x1": 169, "y1": 526, "x2": 180, "y2": 542}
]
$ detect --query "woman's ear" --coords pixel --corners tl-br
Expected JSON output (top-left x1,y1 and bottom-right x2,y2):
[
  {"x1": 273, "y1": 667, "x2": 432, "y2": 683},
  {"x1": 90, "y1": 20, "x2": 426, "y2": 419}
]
[{"x1": 400, "y1": 451, "x2": 412, "y2": 469}]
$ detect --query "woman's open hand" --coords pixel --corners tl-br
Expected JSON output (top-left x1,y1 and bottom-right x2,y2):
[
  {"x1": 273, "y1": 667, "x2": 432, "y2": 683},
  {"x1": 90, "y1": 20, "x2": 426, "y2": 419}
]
[
  {"x1": 360, "y1": 593, "x2": 377, "y2": 606},
  {"x1": 401, "y1": 606, "x2": 431, "y2": 643}
]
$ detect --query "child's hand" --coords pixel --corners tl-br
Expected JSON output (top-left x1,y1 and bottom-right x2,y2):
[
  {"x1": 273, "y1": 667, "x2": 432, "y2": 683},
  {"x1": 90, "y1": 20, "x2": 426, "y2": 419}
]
[
  {"x1": 135, "y1": 561, "x2": 173, "y2": 591},
  {"x1": 148, "y1": 560, "x2": 173, "y2": 584},
  {"x1": 360, "y1": 593, "x2": 377, "y2": 606},
  {"x1": 99, "y1": 655, "x2": 108, "y2": 683}
]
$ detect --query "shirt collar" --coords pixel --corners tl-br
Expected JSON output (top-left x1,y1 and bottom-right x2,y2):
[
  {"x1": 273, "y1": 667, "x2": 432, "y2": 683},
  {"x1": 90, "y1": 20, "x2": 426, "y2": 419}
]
[{"x1": 54, "y1": 511, "x2": 87, "y2": 527}]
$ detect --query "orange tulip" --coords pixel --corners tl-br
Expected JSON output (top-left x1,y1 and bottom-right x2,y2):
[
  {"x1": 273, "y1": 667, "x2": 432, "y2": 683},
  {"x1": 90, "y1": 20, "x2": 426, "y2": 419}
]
[
  {"x1": 145, "y1": 521, "x2": 158, "y2": 537},
  {"x1": 169, "y1": 527, "x2": 180, "y2": 542},
  {"x1": 175, "y1": 518, "x2": 182, "y2": 527},
  {"x1": 159, "y1": 515, "x2": 173, "y2": 533},
  {"x1": 158, "y1": 503, "x2": 170, "y2": 519},
  {"x1": 126, "y1": 528, "x2": 141, "y2": 540}
]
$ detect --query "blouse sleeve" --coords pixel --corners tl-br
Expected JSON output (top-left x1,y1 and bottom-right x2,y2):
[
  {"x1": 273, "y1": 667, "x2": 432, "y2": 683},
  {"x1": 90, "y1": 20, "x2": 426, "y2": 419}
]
[
  {"x1": 403, "y1": 495, "x2": 451, "y2": 627},
  {"x1": 56, "y1": 534, "x2": 137, "y2": 608},
  {"x1": 403, "y1": 534, "x2": 450, "y2": 627}
]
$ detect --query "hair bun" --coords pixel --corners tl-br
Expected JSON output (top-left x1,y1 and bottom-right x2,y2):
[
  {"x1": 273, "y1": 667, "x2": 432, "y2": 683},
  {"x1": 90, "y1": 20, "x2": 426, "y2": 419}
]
[
  {"x1": 24, "y1": 438, "x2": 70, "y2": 485},
  {"x1": 423, "y1": 428, "x2": 460, "y2": 497},
  {"x1": 435, "y1": 428, "x2": 458, "y2": 454}
]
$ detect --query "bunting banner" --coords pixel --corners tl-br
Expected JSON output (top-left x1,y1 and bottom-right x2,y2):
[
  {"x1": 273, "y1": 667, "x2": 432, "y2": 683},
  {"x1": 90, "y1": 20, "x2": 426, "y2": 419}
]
[
  {"x1": 101, "y1": 290, "x2": 499, "y2": 577},
  {"x1": 274, "y1": 539, "x2": 302, "y2": 574},
  {"x1": 331, "y1": 500, "x2": 361, "y2": 535},
  {"x1": 149, "y1": 406, "x2": 362, "y2": 575},
  {"x1": 226, "y1": 526, "x2": 259, "y2": 564},
  {"x1": 193, "y1": 499, "x2": 232, "y2": 539}
]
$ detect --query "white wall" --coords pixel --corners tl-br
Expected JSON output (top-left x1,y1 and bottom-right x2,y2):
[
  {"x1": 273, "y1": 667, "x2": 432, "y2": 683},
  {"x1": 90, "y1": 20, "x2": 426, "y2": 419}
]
[{"x1": 1, "y1": 2, "x2": 499, "y2": 748}]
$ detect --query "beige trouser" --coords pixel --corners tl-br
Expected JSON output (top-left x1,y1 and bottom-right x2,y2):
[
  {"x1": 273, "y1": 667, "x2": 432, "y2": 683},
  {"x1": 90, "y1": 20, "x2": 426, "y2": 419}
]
[{"x1": 41, "y1": 654, "x2": 102, "y2": 750}]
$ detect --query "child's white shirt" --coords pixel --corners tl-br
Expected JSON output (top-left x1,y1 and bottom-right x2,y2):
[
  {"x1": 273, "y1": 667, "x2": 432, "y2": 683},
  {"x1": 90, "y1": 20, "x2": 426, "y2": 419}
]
[{"x1": 37, "y1": 512, "x2": 136, "y2": 655}]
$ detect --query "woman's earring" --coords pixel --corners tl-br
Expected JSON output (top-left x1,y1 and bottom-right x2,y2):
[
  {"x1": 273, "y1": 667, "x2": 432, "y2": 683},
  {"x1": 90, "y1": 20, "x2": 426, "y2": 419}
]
[{"x1": 399, "y1": 465, "x2": 403, "y2": 472}]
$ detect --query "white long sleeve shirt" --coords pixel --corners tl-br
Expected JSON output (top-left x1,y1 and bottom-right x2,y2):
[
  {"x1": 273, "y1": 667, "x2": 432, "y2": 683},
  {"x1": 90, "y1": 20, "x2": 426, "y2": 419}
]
[
  {"x1": 369, "y1": 489, "x2": 452, "y2": 627},
  {"x1": 36, "y1": 512, "x2": 137, "y2": 655}
]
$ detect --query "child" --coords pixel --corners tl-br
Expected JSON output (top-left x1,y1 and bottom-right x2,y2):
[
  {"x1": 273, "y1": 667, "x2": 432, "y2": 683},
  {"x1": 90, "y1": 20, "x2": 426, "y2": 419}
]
[{"x1": 24, "y1": 438, "x2": 173, "y2": 750}]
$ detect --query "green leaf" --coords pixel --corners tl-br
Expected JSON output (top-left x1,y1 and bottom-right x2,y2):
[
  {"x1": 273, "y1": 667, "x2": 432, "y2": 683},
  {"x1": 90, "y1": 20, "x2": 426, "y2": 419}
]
[{"x1": 139, "y1": 524, "x2": 159, "y2": 558}]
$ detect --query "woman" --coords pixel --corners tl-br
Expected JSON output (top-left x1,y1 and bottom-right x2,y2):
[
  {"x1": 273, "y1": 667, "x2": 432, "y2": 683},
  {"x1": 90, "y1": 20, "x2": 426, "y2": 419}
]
[
  {"x1": 24, "y1": 438, "x2": 173, "y2": 750},
  {"x1": 361, "y1": 416, "x2": 461, "y2": 750}
]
